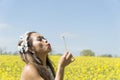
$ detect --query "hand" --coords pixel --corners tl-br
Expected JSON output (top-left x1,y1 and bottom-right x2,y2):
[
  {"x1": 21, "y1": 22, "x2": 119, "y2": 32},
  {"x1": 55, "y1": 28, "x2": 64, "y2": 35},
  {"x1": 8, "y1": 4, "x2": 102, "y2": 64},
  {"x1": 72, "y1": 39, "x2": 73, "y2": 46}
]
[{"x1": 58, "y1": 51, "x2": 75, "y2": 68}]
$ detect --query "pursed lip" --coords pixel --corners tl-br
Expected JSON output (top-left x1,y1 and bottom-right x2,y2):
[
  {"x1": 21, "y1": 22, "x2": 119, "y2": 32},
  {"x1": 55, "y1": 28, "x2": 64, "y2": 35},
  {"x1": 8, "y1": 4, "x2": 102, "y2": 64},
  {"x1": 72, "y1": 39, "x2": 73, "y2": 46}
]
[{"x1": 47, "y1": 43, "x2": 52, "y2": 51}]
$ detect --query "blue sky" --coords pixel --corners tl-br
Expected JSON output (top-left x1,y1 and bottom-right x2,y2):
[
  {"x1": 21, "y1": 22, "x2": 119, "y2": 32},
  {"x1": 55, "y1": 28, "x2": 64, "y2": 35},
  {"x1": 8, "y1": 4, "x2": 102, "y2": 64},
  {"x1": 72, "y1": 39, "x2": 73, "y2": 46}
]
[{"x1": 0, "y1": 0, "x2": 120, "y2": 56}]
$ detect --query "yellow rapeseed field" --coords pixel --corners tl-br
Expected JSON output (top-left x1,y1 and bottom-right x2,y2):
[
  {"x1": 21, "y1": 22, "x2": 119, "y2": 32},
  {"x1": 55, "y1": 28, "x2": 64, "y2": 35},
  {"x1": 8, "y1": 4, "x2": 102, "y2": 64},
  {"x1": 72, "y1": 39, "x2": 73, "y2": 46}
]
[{"x1": 0, "y1": 55, "x2": 120, "y2": 80}]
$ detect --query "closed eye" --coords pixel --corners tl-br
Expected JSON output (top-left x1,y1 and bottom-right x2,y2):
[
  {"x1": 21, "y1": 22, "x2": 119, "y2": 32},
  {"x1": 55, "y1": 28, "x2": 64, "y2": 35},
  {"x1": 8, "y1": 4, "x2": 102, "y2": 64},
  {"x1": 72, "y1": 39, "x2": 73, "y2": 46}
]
[
  {"x1": 37, "y1": 38, "x2": 42, "y2": 41},
  {"x1": 37, "y1": 36, "x2": 46, "y2": 41}
]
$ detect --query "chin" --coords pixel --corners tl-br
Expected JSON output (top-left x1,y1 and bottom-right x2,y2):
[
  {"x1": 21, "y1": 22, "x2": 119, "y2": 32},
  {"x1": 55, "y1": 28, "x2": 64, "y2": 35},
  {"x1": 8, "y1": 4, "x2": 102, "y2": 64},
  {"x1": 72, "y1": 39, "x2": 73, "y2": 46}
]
[
  {"x1": 42, "y1": 46, "x2": 52, "y2": 53},
  {"x1": 48, "y1": 46, "x2": 52, "y2": 51},
  {"x1": 48, "y1": 48, "x2": 52, "y2": 53},
  {"x1": 45, "y1": 48, "x2": 52, "y2": 53}
]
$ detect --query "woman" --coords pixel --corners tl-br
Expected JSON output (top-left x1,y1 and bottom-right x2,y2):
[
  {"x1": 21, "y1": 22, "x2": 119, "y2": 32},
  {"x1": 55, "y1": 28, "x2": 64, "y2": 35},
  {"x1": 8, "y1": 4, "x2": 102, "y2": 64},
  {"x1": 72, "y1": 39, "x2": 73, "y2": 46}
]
[{"x1": 18, "y1": 31, "x2": 74, "y2": 80}]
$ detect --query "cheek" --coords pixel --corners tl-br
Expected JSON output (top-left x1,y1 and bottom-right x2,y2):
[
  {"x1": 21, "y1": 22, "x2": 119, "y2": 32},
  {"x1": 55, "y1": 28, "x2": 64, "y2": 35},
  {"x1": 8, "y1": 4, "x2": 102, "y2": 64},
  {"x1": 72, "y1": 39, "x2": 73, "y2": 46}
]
[{"x1": 33, "y1": 42, "x2": 43, "y2": 51}]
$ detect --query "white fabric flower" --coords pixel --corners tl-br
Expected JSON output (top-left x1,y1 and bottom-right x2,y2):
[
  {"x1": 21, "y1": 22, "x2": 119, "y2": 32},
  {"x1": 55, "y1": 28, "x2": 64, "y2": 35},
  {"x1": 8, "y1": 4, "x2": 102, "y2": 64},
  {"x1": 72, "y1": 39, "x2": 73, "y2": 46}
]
[{"x1": 18, "y1": 32, "x2": 29, "y2": 53}]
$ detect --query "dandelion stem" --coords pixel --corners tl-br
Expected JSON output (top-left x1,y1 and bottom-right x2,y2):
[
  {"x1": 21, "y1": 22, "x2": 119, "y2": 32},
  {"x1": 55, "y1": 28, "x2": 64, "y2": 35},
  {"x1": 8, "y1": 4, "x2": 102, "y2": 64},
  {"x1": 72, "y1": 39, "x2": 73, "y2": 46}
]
[{"x1": 62, "y1": 36, "x2": 68, "y2": 51}]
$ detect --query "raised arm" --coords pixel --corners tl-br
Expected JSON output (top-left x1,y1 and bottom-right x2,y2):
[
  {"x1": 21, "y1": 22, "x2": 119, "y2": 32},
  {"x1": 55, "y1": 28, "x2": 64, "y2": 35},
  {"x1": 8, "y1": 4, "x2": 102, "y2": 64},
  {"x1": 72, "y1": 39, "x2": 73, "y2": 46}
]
[{"x1": 55, "y1": 52, "x2": 74, "y2": 80}]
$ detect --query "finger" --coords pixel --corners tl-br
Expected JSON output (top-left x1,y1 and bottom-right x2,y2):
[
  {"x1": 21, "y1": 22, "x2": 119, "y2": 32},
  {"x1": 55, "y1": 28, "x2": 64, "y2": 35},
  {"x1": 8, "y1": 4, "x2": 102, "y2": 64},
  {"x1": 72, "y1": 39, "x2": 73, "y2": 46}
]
[
  {"x1": 66, "y1": 52, "x2": 73, "y2": 60},
  {"x1": 62, "y1": 51, "x2": 69, "y2": 58},
  {"x1": 66, "y1": 52, "x2": 75, "y2": 62},
  {"x1": 71, "y1": 57, "x2": 75, "y2": 62}
]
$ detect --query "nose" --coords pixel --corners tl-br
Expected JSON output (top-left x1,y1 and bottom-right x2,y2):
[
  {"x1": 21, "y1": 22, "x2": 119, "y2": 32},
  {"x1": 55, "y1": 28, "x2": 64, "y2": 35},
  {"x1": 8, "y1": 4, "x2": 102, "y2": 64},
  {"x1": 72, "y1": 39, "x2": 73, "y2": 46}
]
[{"x1": 42, "y1": 39, "x2": 47, "y2": 43}]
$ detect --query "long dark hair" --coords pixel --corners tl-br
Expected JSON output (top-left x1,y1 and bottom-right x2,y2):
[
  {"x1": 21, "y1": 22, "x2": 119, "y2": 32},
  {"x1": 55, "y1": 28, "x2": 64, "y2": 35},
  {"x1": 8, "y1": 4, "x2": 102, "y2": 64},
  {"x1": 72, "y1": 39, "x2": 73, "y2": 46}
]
[{"x1": 18, "y1": 31, "x2": 55, "y2": 80}]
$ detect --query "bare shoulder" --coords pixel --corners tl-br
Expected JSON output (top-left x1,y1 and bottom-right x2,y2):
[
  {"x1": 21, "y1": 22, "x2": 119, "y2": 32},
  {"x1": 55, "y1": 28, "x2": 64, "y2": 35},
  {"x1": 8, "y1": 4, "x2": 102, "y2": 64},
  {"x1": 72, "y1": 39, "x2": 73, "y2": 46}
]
[{"x1": 21, "y1": 64, "x2": 43, "y2": 80}]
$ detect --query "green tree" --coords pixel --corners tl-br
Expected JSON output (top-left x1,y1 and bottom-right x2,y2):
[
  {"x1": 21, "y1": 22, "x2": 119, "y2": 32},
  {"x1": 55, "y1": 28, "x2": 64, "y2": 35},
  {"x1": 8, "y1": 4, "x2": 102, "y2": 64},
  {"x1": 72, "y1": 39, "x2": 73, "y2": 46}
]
[{"x1": 80, "y1": 49, "x2": 95, "y2": 56}]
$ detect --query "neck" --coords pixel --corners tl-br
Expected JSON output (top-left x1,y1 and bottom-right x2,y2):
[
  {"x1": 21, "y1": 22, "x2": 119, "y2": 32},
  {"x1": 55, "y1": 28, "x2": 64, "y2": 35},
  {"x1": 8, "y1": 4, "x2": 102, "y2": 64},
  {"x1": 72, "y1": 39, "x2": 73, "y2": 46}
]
[{"x1": 37, "y1": 52, "x2": 48, "y2": 66}]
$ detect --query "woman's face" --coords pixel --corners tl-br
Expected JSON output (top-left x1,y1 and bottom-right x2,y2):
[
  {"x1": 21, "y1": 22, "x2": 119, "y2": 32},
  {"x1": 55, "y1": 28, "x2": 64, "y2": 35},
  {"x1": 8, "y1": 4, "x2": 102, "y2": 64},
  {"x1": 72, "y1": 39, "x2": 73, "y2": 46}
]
[{"x1": 30, "y1": 33, "x2": 51, "y2": 54}]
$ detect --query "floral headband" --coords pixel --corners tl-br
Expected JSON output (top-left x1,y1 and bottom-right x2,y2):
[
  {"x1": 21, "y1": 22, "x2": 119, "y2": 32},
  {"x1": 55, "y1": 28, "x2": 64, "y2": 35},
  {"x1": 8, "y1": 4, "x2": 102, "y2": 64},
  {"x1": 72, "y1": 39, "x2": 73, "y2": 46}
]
[{"x1": 18, "y1": 32, "x2": 29, "y2": 53}]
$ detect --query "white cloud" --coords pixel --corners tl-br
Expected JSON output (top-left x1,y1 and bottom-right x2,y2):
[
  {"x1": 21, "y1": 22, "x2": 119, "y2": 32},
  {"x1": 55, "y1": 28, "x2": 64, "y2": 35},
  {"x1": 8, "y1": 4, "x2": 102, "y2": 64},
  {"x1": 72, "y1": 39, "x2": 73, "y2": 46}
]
[{"x1": 0, "y1": 23, "x2": 10, "y2": 29}]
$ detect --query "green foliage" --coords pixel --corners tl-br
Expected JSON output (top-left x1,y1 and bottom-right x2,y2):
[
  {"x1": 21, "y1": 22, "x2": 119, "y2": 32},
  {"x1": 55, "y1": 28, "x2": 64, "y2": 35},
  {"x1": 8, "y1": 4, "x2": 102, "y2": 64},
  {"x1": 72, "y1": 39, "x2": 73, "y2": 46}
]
[
  {"x1": 99, "y1": 54, "x2": 112, "y2": 57},
  {"x1": 80, "y1": 49, "x2": 95, "y2": 56}
]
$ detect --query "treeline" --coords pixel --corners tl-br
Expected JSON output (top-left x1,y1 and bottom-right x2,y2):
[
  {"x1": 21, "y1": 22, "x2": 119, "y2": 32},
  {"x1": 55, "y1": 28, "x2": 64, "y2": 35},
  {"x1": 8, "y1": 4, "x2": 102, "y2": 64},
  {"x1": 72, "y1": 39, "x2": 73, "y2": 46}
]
[
  {"x1": 80, "y1": 49, "x2": 115, "y2": 57},
  {"x1": 0, "y1": 48, "x2": 18, "y2": 55},
  {"x1": 0, "y1": 48, "x2": 118, "y2": 57},
  {"x1": 55, "y1": 49, "x2": 117, "y2": 58},
  {"x1": 0, "y1": 52, "x2": 18, "y2": 55}
]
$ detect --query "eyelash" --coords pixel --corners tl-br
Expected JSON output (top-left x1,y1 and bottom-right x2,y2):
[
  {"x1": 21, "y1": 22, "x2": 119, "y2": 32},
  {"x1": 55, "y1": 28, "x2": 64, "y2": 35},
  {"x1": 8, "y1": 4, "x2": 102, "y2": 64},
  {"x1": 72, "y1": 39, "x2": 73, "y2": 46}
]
[
  {"x1": 38, "y1": 38, "x2": 42, "y2": 41},
  {"x1": 37, "y1": 37, "x2": 46, "y2": 41}
]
